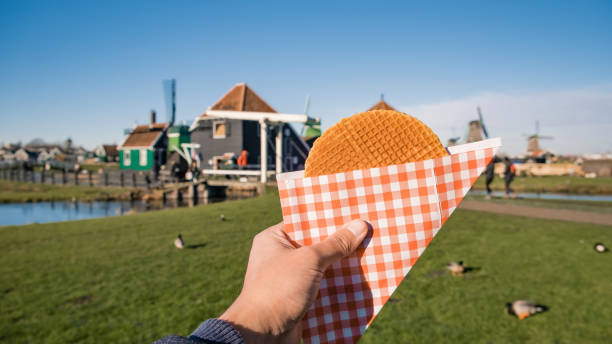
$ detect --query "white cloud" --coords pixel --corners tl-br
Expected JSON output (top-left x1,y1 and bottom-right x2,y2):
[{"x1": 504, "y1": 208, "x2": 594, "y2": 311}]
[{"x1": 399, "y1": 85, "x2": 612, "y2": 155}]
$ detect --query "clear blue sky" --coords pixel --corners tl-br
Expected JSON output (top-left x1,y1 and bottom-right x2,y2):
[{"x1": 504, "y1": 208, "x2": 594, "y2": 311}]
[{"x1": 1, "y1": 1, "x2": 611, "y2": 154}]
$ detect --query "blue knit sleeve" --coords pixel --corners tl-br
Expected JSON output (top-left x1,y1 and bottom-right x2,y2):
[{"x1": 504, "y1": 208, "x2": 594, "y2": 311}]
[{"x1": 153, "y1": 319, "x2": 244, "y2": 344}]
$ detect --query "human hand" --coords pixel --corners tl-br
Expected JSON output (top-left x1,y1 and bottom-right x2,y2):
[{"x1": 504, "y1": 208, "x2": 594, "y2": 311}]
[{"x1": 219, "y1": 220, "x2": 369, "y2": 343}]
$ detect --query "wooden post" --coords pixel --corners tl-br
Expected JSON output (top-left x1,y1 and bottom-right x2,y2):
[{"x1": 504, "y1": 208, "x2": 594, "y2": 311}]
[
  {"x1": 74, "y1": 170, "x2": 79, "y2": 185},
  {"x1": 120, "y1": 172, "x2": 124, "y2": 187},
  {"x1": 187, "y1": 184, "x2": 194, "y2": 203},
  {"x1": 88, "y1": 170, "x2": 93, "y2": 186},
  {"x1": 41, "y1": 170, "x2": 45, "y2": 184},
  {"x1": 275, "y1": 124, "x2": 283, "y2": 174},
  {"x1": 132, "y1": 173, "x2": 137, "y2": 187},
  {"x1": 62, "y1": 170, "x2": 67, "y2": 184},
  {"x1": 260, "y1": 119, "x2": 268, "y2": 183},
  {"x1": 51, "y1": 172, "x2": 55, "y2": 184},
  {"x1": 104, "y1": 172, "x2": 109, "y2": 186}
]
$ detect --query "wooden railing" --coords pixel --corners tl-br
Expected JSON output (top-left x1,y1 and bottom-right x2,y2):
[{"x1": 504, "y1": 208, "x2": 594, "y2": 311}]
[{"x1": 0, "y1": 168, "x2": 157, "y2": 189}]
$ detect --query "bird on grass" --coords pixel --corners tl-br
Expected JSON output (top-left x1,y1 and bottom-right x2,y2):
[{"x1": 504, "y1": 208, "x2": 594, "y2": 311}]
[
  {"x1": 594, "y1": 242, "x2": 608, "y2": 253},
  {"x1": 447, "y1": 261, "x2": 464, "y2": 276},
  {"x1": 220, "y1": 214, "x2": 226, "y2": 221},
  {"x1": 505, "y1": 300, "x2": 546, "y2": 320},
  {"x1": 174, "y1": 234, "x2": 185, "y2": 249}
]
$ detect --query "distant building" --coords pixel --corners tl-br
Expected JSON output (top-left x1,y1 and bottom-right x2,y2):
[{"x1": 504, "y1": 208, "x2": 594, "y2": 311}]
[
  {"x1": 94, "y1": 144, "x2": 119, "y2": 162},
  {"x1": 167, "y1": 125, "x2": 191, "y2": 154},
  {"x1": 582, "y1": 159, "x2": 612, "y2": 177},
  {"x1": 367, "y1": 97, "x2": 397, "y2": 111},
  {"x1": 118, "y1": 112, "x2": 169, "y2": 171},
  {"x1": 14, "y1": 148, "x2": 39, "y2": 163},
  {"x1": 190, "y1": 83, "x2": 310, "y2": 172}
]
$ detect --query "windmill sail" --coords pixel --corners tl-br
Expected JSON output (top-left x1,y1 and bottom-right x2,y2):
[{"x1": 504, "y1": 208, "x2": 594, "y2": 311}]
[
  {"x1": 163, "y1": 79, "x2": 176, "y2": 125},
  {"x1": 478, "y1": 107, "x2": 489, "y2": 139}
]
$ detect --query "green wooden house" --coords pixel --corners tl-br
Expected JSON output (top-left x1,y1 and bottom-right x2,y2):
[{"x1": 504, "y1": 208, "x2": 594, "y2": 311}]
[
  {"x1": 168, "y1": 125, "x2": 191, "y2": 153},
  {"x1": 118, "y1": 121, "x2": 169, "y2": 171}
]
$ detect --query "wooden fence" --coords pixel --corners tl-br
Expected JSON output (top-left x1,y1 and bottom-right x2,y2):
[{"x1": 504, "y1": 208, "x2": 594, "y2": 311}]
[{"x1": 0, "y1": 168, "x2": 157, "y2": 189}]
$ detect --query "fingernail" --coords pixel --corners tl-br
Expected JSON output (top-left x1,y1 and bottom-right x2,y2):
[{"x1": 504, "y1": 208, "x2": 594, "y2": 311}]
[{"x1": 347, "y1": 219, "x2": 367, "y2": 236}]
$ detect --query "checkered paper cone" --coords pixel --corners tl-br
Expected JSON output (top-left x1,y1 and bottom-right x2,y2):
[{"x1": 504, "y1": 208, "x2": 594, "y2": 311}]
[{"x1": 277, "y1": 138, "x2": 501, "y2": 344}]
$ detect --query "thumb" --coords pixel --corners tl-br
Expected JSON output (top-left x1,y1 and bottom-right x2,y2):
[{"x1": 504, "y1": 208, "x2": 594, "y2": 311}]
[{"x1": 311, "y1": 219, "x2": 369, "y2": 270}]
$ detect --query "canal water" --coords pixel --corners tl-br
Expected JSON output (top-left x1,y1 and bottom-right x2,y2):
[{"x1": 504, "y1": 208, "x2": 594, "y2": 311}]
[
  {"x1": 0, "y1": 197, "x2": 237, "y2": 227},
  {"x1": 0, "y1": 201, "x2": 140, "y2": 227}
]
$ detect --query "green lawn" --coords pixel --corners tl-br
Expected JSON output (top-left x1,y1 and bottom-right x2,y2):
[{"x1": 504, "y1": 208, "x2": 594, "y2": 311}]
[
  {"x1": 0, "y1": 180, "x2": 138, "y2": 203},
  {"x1": 472, "y1": 175, "x2": 612, "y2": 194},
  {"x1": 1, "y1": 189, "x2": 611, "y2": 343}
]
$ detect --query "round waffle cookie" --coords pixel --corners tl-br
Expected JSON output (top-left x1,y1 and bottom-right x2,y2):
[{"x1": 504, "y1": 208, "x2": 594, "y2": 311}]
[{"x1": 304, "y1": 110, "x2": 448, "y2": 177}]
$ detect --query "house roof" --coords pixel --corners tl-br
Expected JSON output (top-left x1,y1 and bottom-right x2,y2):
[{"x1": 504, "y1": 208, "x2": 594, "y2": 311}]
[
  {"x1": 103, "y1": 145, "x2": 118, "y2": 156},
  {"x1": 191, "y1": 83, "x2": 278, "y2": 130},
  {"x1": 120, "y1": 123, "x2": 169, "y2": 148},
  {"x1": 211, "y1": 83, "x2": 277, "y2": 113},
  {"x1": 368, "y1": 99, "x2": 396, "y2": 111}
]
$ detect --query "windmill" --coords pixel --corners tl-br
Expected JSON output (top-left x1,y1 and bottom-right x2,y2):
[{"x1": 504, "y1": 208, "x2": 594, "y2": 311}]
[
  {"x1": 464, "y1": 107, "x2": 490, "y2": 143},
  {"x1": 300, "y1": 95, "x2": 322, "y2": 142},
  {"x1": 163, "y1": 79, "x2": 199, "y2": 174},
  {"x1": 163, "y1": 79, "x2": 176, "y2": 125},
  {"x1": 523, "y1": 120, "x2": 552, "y2": 153}
]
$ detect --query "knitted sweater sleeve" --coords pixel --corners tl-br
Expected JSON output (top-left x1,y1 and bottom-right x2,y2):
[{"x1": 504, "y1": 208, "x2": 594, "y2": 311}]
[{"x1": 153, "y1": 319, "x2": 244, "y2": 344}]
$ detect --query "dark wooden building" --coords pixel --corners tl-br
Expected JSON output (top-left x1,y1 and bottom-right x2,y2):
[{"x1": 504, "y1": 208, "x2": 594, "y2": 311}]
[{"x1": 190, "y1": 83, "x2": 310, "y2": 172}]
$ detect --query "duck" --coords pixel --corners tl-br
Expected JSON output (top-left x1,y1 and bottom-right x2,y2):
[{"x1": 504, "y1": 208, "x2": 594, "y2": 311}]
[
  {"x1": 594, "y1": 242, "x2": 608, "y2": 253},
  {"x1": 174, "y1": 234, "x2": 185, "y2": 249},
  {"x1": 220, "y1": 214, "x2": 226, "y2": 221},
  {"x1": 505, "y1": 300, "x2": 546, "y2": 320},
  {"x1": 447, "y1": 261, "x2": 464, "y2": 276}
]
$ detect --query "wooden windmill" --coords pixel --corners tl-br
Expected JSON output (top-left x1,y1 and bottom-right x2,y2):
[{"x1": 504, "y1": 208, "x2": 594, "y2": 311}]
[
  {"x1": 462, "y1": 107, "x2": 490, "y2": 143},
  {"x1": 523, "y1": 120, "x2": 553, "y2": 153}
]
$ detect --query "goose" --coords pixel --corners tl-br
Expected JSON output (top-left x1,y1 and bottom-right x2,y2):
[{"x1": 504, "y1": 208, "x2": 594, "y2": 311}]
[
  {"x1": 505, "y1": 300, "x2": 546, "y2": 320},
  {"x1": 594, "y1": 242, "x2": 608, "y2": 253},
  {"x1": 447, "y1": 261, "x2": 464, "y2": 276},
  {"x1": 174, "y1": 234, "x2": 185, "y2": 249}
]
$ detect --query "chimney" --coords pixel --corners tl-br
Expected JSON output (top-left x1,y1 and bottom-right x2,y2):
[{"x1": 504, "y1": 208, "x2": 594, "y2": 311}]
[{"x1": 150, "y1": 110, "x2": 156, "y2": 124}]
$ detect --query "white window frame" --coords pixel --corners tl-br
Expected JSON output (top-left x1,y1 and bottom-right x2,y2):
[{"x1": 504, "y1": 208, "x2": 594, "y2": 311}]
[
  {"x1": 139, "y1": 149, "x2": 148, "y2": 166},
  {"x1": 213, "y1": 120, "x2": 227, "y2": 139},
  {"x1": 124, "y1": 150, "x2": 131, "y2": 166}
]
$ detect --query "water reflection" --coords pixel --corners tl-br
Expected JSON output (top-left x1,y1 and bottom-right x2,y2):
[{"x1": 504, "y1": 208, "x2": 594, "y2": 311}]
[{"x1": 0, "y1": 194, "x2": 253, "y2": 227}]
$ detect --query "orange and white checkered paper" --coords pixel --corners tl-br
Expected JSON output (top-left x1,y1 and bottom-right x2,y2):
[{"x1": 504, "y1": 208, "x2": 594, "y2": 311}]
[{"x1": 277, "y1": 138, "x2": 501, "y2": 344}]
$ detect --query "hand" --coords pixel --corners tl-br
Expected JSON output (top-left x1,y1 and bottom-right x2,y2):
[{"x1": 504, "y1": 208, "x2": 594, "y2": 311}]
[{"x1": 219, "y1": 220, "x2": 369, "y2": 343}]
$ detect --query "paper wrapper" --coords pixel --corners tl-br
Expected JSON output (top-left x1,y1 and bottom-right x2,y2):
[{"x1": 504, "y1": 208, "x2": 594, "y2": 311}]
[{"x1": 276, "y1": 138, "x2": 502, "y2": 343}]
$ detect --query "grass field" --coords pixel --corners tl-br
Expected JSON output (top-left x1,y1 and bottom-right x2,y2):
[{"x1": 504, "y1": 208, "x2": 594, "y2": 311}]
[
  {"x1": 1, "y1": 190, "x2": 611, "y2": 343},
  {"x1": 0, "y1": 180, "x2": 138, "y2": 203},
  {"x1": 472, "y1": 175, "x2": 612, "y2": 194}
]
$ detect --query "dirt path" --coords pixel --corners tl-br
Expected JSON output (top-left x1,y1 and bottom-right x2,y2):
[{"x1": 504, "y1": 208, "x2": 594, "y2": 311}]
[{"x1": 459, "y1": 200, "x2": 612, "y2": 226}]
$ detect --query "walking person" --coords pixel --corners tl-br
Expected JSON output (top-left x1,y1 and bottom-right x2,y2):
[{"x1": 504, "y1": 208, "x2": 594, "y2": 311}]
[
  {"x1": 484, "y1": 156, "x2": 500, "y2": 199},
  {"x1": 503, "y1": 157, "x2": 516, "y2": 198}
]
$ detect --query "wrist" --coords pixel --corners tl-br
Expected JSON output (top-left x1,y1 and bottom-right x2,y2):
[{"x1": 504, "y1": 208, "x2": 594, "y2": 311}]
[{"x1": 220, "y1": 295, "x2": 276, "y2": 343}]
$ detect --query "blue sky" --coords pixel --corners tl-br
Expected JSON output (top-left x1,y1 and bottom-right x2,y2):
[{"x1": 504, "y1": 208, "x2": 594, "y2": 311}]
[{"x1": 1, "y1": 1, "x2": 611, "y2": 154}]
